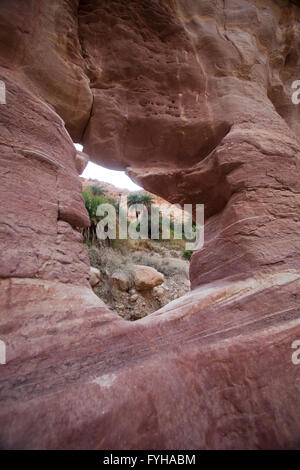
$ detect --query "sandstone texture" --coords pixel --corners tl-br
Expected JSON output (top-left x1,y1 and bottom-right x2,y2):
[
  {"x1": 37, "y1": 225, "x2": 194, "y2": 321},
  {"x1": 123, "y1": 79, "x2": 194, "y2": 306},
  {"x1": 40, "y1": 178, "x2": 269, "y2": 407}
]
[
  {"x1": 75, "y1": 151, "x2": 89, "y2": 175},
  {"x1": 0, "y1": 0, "x2": 300, "y2": 450}
]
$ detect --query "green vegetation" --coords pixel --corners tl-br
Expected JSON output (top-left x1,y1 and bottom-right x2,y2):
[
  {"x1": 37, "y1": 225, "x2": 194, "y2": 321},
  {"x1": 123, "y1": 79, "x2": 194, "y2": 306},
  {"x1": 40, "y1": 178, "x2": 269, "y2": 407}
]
[
  {"x1": 127, "y1": 193, "x2": 154, "y2": 211},
  {"x1": 182, "y1": 249, "x2": 193, "y2": 261},
  {"x1": 82, "y1": 185, "x2": 194, "y2": 262},
  {"x1": 82, "y1": 188, "x2": 118, "y2": 244}
]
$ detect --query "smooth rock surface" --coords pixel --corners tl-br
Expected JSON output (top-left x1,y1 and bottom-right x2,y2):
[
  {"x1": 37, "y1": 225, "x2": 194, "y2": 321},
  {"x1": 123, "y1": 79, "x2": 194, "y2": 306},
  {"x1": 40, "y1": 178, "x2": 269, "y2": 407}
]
[
  {"x1": 0, "y1": 0, "x2": 300, "y2": 450},
  {"x1": 75, "y1": 151, "x2": 89, "y2": 175}
]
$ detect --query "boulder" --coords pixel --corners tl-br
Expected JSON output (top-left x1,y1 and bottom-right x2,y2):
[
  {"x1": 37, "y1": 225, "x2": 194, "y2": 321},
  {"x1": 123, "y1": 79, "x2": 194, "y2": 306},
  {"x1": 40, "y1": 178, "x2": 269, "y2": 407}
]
[{"x1": 131, "y1": 265, "x2": 164, "y2": 291}]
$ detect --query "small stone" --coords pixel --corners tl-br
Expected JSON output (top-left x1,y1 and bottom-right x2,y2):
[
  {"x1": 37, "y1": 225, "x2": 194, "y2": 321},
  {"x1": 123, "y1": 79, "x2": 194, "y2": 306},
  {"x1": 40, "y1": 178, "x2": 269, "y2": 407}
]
[
  {"x1": 89, "y1": 267, "x2": 100, "y2": 287},
  {"x1": 130, "y1": 294, "x2": 139, "y2": 302},
  {"x1": 153, "y1": 286, "x2": 165, "y2": 297}
]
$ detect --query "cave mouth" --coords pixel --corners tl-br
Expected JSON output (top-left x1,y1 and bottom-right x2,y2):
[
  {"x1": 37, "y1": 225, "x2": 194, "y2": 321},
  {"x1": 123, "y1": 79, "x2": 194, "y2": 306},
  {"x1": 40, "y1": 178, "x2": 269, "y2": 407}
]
[{"x1": 74, "y1": 144, "x2": 192, "y2": 322}]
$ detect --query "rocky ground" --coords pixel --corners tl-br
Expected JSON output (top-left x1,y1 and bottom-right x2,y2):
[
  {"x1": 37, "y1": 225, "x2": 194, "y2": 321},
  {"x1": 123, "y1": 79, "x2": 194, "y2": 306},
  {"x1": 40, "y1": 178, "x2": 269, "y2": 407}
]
[{"x1": 87, "y1": 239, "x2": 190, "y2": 321}]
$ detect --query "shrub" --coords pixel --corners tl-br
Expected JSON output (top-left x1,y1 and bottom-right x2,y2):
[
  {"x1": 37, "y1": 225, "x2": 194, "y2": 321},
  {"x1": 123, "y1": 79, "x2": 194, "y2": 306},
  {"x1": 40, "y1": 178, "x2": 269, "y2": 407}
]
[
  {"x1": 182, "y1": 249, "x2": 193, "y2": 261},
  {"x1": 86, "y1": 245, "x2": 128, "y2": 275}
]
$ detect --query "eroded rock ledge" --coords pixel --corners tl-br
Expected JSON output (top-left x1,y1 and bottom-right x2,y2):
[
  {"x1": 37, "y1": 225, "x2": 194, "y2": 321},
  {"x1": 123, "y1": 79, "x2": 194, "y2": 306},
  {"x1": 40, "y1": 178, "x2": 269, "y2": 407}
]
[{"x1": 0, "y1": 0, "x2": 300, "y2": 449}]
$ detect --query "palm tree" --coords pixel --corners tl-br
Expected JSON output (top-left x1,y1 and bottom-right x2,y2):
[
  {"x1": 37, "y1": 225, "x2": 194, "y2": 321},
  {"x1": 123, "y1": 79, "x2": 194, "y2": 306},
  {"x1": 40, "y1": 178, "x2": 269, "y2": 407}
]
[
  {"x1": 127, "y1": 193, "x2": 141, "y2": 207},
  {"x1": 127, "y1": 192, "x2": 154, "y2": 236},
  {"x1": 128, "y1": 193, "x2": 142, "y2": 220},
  {"x1": 128, "y1": 192, "x2": 154, "y2": 214},
  {"x1": 82, "y1": 190, "x2": 106, "y2": 243},
  {"x1": 137, "y1": 193, "x2": 154, "y2": 213}
]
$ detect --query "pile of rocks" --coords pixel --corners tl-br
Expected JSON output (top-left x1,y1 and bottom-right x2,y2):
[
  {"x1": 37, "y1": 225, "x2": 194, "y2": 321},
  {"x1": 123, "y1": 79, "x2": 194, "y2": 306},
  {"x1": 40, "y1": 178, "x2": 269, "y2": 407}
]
[
  {"x1": 111, "y1": 265, "x2": 164, "y2": 292},
  {"x1": 89, "y1": 263, "x2": 190, "y2": 321}
]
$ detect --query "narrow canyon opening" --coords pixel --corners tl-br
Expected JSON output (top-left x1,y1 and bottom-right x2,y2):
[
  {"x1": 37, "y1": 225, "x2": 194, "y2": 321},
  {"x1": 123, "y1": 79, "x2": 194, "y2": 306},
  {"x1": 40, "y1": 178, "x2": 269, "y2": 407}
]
[
  {"x1": 74, "y1": 143, "x2": 192, "y2": 321},
  {"x1": 1, "y1": 0, "x2": 300, "y2": 451}
]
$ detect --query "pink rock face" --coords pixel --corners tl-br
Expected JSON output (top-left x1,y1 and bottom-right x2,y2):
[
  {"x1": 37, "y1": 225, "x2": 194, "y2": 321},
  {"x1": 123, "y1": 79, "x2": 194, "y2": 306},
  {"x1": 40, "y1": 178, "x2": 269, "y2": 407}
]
[
  {"x1": 131, "y1": 265, "x2": 164, "y2": 291},
  {"x1": 0, "y1": 0, "x2": 300, "y2": 449}
]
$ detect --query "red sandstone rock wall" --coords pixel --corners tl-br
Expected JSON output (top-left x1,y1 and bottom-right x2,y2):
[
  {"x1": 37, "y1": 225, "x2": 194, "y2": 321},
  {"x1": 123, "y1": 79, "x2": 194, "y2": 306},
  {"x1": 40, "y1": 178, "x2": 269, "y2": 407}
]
[{"x1": 0, "y1": 0, "x2": 300, "y2": 449}]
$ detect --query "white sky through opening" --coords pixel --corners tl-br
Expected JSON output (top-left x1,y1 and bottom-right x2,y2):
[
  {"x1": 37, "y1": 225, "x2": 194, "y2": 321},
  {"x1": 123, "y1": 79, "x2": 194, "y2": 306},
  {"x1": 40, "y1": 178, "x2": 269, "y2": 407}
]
[{"x1": 74, "y1": 143, "x2": 142, "y2": 191}]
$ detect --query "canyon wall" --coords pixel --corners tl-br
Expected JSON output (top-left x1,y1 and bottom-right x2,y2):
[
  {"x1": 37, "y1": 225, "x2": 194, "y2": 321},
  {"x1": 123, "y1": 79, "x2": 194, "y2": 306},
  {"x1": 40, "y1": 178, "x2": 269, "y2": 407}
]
[{"x1": 0, "y1": 0, "x2": 300, "y2": 449}]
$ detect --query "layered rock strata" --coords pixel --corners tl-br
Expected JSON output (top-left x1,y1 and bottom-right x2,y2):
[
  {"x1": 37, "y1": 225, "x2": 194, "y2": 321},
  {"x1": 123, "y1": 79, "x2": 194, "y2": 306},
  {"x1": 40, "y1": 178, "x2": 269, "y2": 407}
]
[{"x1": 0, "y1": 0, "x2": 300, "y2": 449}]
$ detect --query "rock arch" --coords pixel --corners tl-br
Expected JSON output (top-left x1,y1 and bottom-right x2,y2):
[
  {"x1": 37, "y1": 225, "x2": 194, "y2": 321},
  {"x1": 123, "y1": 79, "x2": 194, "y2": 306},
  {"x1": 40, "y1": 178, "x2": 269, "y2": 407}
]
[{"x1": 0, "y1": 0, "x2": 300, "y2": 449}]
